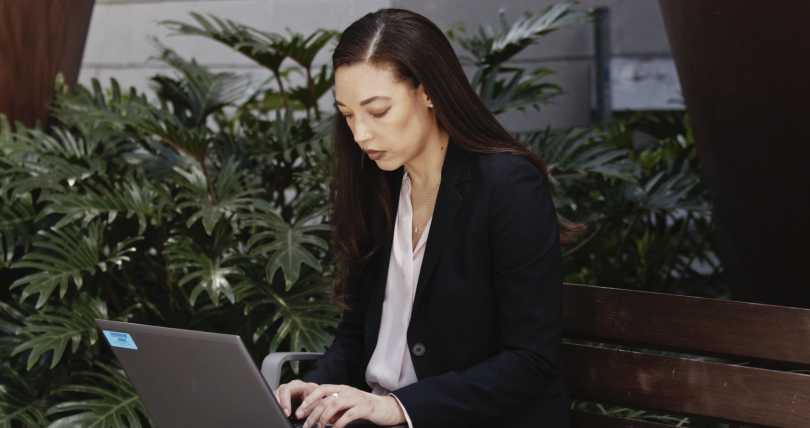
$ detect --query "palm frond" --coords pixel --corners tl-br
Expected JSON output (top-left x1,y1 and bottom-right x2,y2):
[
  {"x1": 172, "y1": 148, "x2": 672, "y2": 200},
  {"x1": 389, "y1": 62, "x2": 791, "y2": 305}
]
[
  {"x1": 474, "y1": 65, "x2": 563, "y2": 114},
  {"x1": 162, "y1": 12, "x2": 287, "y2": 72},
  {"x1": 521, "y1": 127, "x2": 639, "y2": 183},
  {"x1": 245, "y1": 200, "x2": 329, "y2": 290},
  {"x1": 288, "y1": 64, "x2": 334, "y2": 111},
  {"x1": 0, "y1": 193, "x2": 35, "y2": 268},
  {"x1": 263, "y1": 29, "x2": 338, "y2": 69},
  {"x1": 11, "y1": 295, "x2": 123, "y2": 370},
  {"x1": 46, "y1": 361, "x2": 154, "y2": 428},
  {"x1": 1, "y1": 128, "x2": 107, "y2": 196},
  {"x1": 0, "y1": 365, "x2": 49, "y2": 428},
  {"x1": 174, "y1": 158, "x2": 263, "y2": 235},
  {"x1": 237, "y1": 270, "x2": 339, "y2": 372},
  {"x1": 11, "y1": 222, "x2": 142, "y2": 308},
  {"x1": 459, "y1": 2, "x2": 591, "y2": 70},
  {"x1": 165, "y1": 223, "x2": 243, "y2": 306},
  {"x1": 0, "y1": 114, "x2": 33, "y2": 156},
  {"x1": 40, "y1": 178, "x2": 157, "y2": 235},
  {"x1": 150, "y1": 47, "x2": 248, "y2": 128}
]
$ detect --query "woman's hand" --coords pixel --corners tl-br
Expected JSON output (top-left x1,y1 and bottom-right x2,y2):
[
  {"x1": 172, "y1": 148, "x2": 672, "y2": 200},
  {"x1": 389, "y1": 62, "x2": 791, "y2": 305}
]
[
  {"x1": 273, "y1": 380, "x2": 319, "y2": 418},
  {"x1": 296, "y1": 384, "x2": 406, "y2": 428}
]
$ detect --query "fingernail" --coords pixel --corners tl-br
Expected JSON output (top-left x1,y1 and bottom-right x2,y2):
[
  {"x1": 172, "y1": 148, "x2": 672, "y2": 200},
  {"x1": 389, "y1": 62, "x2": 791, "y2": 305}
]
[
  {"x1": 284, "y1": 408, "x2": 289, "y2": 416},
  {"x1": 302, "y1": 423, "x2": 309, "y2": 428},
  {"x1": 296, "y1": 410, "x2": 303, "y2": 419}
]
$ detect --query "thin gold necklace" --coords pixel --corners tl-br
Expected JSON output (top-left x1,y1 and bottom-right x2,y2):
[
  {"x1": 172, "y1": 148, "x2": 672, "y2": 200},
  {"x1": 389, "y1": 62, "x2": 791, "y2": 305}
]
[{"x1": 414, "y1": 178, "x2": 441, "y2": 234}]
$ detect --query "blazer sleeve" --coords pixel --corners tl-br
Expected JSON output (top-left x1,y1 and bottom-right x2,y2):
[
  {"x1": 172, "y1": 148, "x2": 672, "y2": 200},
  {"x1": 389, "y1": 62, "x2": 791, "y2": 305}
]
[
  {"x1": 391, "y1": 158, "x2": 564, "y2": 428},
  {"x1": 301, "y1": 288, "x2": 366, "y2": 386}
]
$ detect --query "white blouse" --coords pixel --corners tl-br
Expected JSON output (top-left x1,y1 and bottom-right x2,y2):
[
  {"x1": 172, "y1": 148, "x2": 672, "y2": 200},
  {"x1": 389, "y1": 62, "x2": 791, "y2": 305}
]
[{"x1": 365, "y1": 169, "x2": 431, "y2": 428}]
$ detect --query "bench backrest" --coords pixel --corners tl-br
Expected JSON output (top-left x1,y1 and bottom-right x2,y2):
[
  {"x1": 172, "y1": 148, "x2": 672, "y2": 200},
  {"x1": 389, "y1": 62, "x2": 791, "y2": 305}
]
[{"x1": 563, "y1": 283, "x2": 810, "y2": 428}]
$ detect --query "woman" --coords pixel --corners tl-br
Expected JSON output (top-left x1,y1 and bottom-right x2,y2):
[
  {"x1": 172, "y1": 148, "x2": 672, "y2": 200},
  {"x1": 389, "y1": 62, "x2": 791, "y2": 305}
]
[{"x1": 273, "y1": 8, "x2": 582, "y2": 428}]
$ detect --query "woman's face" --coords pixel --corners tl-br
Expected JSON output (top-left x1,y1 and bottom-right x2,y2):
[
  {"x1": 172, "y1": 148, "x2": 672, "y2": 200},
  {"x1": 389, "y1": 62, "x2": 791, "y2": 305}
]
[{"x1": 334, "y1": 62, "x2": 435, "y2": 171}]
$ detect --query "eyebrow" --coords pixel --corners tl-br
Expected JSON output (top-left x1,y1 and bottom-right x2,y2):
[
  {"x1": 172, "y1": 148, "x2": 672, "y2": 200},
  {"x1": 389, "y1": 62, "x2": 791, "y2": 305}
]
[{"x1": 335, "y1": 95, "x2": 392, "y2": 107}]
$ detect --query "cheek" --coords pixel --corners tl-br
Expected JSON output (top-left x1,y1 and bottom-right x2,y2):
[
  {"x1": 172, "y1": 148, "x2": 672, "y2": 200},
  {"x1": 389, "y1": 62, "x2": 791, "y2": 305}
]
[{"x1": 390, "y1": 106, "x2": 426, "y2": 139}]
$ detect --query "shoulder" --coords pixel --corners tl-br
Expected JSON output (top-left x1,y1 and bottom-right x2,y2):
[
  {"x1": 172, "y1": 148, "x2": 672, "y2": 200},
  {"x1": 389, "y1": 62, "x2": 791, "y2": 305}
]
[{"x1": 472, "y1": 151, "x2": 546, "y2": 188}]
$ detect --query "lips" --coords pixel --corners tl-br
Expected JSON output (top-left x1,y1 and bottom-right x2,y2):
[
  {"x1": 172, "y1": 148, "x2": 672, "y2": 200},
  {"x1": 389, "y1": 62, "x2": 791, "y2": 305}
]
[{"x1": 365, "y1": 150, "x2": 385, "y2": 160}]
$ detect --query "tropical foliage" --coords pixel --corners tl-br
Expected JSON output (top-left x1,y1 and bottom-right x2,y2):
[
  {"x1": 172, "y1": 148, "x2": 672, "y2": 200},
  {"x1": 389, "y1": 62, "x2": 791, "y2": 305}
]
[{"x1": 0, "y1": 2, "x2": 722, "y2": 427}]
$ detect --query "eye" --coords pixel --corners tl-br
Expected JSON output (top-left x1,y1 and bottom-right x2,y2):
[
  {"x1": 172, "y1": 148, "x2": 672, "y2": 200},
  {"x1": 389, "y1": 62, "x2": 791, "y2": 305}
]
[
  {"x1": 372, "y1": 109, "x2": 389, "y2": 118},
  {"x1": 341, "y1": 113, "x2": 353, "y2": 119}
]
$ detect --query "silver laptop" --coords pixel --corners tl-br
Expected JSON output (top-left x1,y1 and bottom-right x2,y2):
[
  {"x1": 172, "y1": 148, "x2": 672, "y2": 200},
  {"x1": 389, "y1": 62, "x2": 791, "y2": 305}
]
[{"x1": 96, "y1": 319, "x2": 385, "y2": 428}]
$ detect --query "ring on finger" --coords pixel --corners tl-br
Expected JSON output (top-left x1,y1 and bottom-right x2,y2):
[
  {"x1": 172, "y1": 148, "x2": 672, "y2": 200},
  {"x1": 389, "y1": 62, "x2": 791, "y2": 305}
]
[{"x1": 331, "y1": 392, "x2": 339, "y2": 400}]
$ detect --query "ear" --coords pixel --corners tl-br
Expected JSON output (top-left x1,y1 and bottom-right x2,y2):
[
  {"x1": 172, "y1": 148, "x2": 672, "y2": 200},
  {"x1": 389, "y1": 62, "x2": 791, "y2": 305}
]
[{"x1": 415, "y1": 83, "x2": 432, "y2": 108}]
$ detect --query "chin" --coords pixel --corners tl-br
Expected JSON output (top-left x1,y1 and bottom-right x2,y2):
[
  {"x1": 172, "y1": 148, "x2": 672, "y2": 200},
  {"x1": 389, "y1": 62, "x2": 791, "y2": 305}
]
[{"x1": 373, "y1": 158, "x2": 402, "y2": 172}]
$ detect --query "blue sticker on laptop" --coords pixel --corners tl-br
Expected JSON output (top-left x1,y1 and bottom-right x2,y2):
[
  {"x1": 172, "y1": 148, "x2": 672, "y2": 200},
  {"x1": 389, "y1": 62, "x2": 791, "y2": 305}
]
[{"x1": 103, "y1": 330, "x2": 138, "y2": 350}]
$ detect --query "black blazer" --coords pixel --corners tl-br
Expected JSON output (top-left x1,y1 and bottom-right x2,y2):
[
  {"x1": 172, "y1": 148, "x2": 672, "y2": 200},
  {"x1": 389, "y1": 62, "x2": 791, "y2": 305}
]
[{"x1": 302, "y1": 140, "x2": 569, "y2": 428}]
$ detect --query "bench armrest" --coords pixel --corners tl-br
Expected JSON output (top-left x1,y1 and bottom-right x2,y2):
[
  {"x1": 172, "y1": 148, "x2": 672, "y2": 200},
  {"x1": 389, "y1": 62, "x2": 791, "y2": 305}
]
[{"x1": 261, "y1": 352, "x2": 324, "y2": 390}]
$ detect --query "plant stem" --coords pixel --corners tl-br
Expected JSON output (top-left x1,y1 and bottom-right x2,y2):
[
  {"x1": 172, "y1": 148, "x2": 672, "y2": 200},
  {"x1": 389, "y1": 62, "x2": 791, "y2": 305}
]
[
  {"x1": 274, "y1": 70, "x2": 290, "y2": 110},
  {"x1": 200, "y1": 159, "x2": 217, "y2": 204},
  {"x1": 562, "y1": 221, "x2": 605, "y2": 258},
  {"x1": 306, "y1": 66, "x2": 320, "y2": 121}
]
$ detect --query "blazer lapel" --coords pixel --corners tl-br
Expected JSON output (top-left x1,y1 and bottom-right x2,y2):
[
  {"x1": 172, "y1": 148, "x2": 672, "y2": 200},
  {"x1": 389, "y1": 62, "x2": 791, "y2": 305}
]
[
  {"x1": 411, "y1": 140, "x2": 472, "y2": 317},
  {"x1": 366, "y1": 166, "x2": 404, "y2": 349}
]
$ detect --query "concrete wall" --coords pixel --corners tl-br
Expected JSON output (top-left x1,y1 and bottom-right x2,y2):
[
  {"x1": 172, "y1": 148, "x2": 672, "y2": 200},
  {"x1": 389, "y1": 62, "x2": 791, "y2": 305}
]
[
  {"x1": 79, "y1": 0, "x2": 389, "y2": 103},
  {"x1": 79, "y1": 0, "x2": 681, "y2": 132},
  {"x1": 392, "y1": 0, "x2": 683, "y2": 131}
]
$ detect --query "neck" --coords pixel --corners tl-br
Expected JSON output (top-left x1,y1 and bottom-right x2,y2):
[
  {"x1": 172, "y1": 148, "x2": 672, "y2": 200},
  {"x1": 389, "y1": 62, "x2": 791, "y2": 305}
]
[{"x1": 404, "y1": 128, "x2": 449, "y2": 189}]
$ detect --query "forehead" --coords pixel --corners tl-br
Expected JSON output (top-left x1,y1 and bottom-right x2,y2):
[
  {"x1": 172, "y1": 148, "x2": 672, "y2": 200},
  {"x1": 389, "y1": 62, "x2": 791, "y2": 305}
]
[{"x1": 334, "y1": 63, "x2": 406, "y2": 105}]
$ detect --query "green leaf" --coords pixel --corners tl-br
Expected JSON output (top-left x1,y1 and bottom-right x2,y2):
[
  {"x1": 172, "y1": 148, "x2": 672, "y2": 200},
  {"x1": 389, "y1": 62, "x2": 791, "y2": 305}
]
[
  {"x1": 521, "y1": 127, "x2": 640, "y2": 184},
  {"x1": 162, "y1": 13, "x2": 288, "y2": 72},
  {"x1": 11, "y1": 222, "x2": 142, "y2": 308},
  {"x1": 266, "y1": 29, "x2": 339, "y2": 69},
  {"x1": 0, "y1": 365, "x2": 49, "y2": 428},
  {"x1": 288, "y1": 64, "x2": 335, "y2": 110},
  {"x1": 11, "y1": 295, "x2": 110, "y2": 370},
  {"x1": 40, "y1": 177, "x2": 158, "y2": 235},
  {"x1": 150, "y1": 47, "x2": 248, "y2": 128},
  {"x1": 0, "y1": 192, "x2": 35, "y2": 269},
  {"x1": 264, "y1": 275, "x2": 339, "y2": 356},
  {"x1": 47, "y1": 361, "x2": 154, "y2": 428},
  {"x1": 237, "y1": 271, "x2": 339, "y2": 372},
  {"x1": 474, "y1": 65, "x2": 563, "y2": 114},
  {"x1": 459, "y1": 2, "x2": 591, "y2": 69},
  {"x1": 1, "y1": 127, "x2": 107, "y2": 196},
  {"x1": 165, "y1": 223, "x2": 243, "y2": 306},
  {"x1": 245, "y1": 200, "x2": 328, "y2": 290},
  {"x1": 175, "y1": 158, "x2": 263, "y2": 235}
]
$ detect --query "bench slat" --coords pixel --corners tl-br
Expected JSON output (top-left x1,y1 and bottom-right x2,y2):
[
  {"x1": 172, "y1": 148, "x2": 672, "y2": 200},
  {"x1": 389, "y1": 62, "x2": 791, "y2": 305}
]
[
  {"x1": 570, "y1": 410, "x2": 675, "y2": 427},
  {"x1": 564, "y1": 343, "x2": 810, "y2": 428},
  {"x1": 564, "y1": 283, "x2": 810, "y2": 366}
]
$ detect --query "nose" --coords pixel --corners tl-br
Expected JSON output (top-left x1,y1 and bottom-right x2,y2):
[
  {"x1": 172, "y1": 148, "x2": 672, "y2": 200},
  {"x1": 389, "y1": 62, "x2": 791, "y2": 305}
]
[{"x1": 353, "y1": 117, "x2": 372, "y2": 145}]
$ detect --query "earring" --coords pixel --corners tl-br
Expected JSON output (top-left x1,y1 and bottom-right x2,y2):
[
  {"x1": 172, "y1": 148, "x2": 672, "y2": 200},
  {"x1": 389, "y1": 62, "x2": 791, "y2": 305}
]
[
  {"x1": 428, "y1": 103, "x2": 434, "y2": 108},
  {"x1": 360, "y1": 149, "x2": 365, "y2": 170}
]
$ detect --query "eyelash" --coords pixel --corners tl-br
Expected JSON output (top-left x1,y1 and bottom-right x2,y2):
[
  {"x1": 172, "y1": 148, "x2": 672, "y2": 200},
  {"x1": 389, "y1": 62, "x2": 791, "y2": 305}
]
[{"x1": 342, "y1": 110, "x2": 389, "y2": 119}]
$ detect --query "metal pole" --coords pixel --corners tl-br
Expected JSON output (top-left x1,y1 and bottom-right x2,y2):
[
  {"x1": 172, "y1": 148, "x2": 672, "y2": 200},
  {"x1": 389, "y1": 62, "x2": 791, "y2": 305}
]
[{"x1": 594, "y1": 7, "x2": 612, "y2": 123}]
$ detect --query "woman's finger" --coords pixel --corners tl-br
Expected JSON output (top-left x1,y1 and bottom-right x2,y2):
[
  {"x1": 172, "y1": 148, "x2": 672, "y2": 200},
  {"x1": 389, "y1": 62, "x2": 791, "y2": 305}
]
[
  {"x1": 333, "y1": 408, "x2": 361, "y2": 428},
  {"x1": 317, "y1": 392, "x2": 354, "y2": 427},
  {"x1": 277, "y1": 384, "x2": 292, "y2": 417},
  {"x1": 303, "y1": 394, "x2": 336, "y2": 428},
  {"x1": 297, "y1": 384, "x2": 339, "y2": 417}
]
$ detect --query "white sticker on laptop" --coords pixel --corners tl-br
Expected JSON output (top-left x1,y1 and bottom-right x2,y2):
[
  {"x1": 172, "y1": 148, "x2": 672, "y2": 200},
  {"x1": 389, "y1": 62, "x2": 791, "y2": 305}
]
[{"x1": 103, "y1": 330, "x2": 138, "y2": 350}]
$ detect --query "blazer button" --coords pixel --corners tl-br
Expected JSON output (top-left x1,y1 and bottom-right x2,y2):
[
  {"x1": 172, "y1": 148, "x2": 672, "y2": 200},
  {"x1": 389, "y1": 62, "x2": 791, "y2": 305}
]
[{"x1": 412, "y1": 343, "x2": 426, "y2": 357}]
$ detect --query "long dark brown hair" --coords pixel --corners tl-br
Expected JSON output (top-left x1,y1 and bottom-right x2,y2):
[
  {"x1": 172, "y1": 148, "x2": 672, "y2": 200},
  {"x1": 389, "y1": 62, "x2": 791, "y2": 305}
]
[{"x1": 328, "y1": 8, "x2": 585, "y2": 306}]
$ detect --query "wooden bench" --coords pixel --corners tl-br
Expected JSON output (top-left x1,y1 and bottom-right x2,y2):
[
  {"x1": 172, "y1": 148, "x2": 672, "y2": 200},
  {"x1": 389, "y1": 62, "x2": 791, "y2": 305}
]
[
  {"x1": 565, "y1": 283, "x2": 810, "y2": 428},
  {"x1": 263, "y1": 283, "x2": 810, "y2": 427}
]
